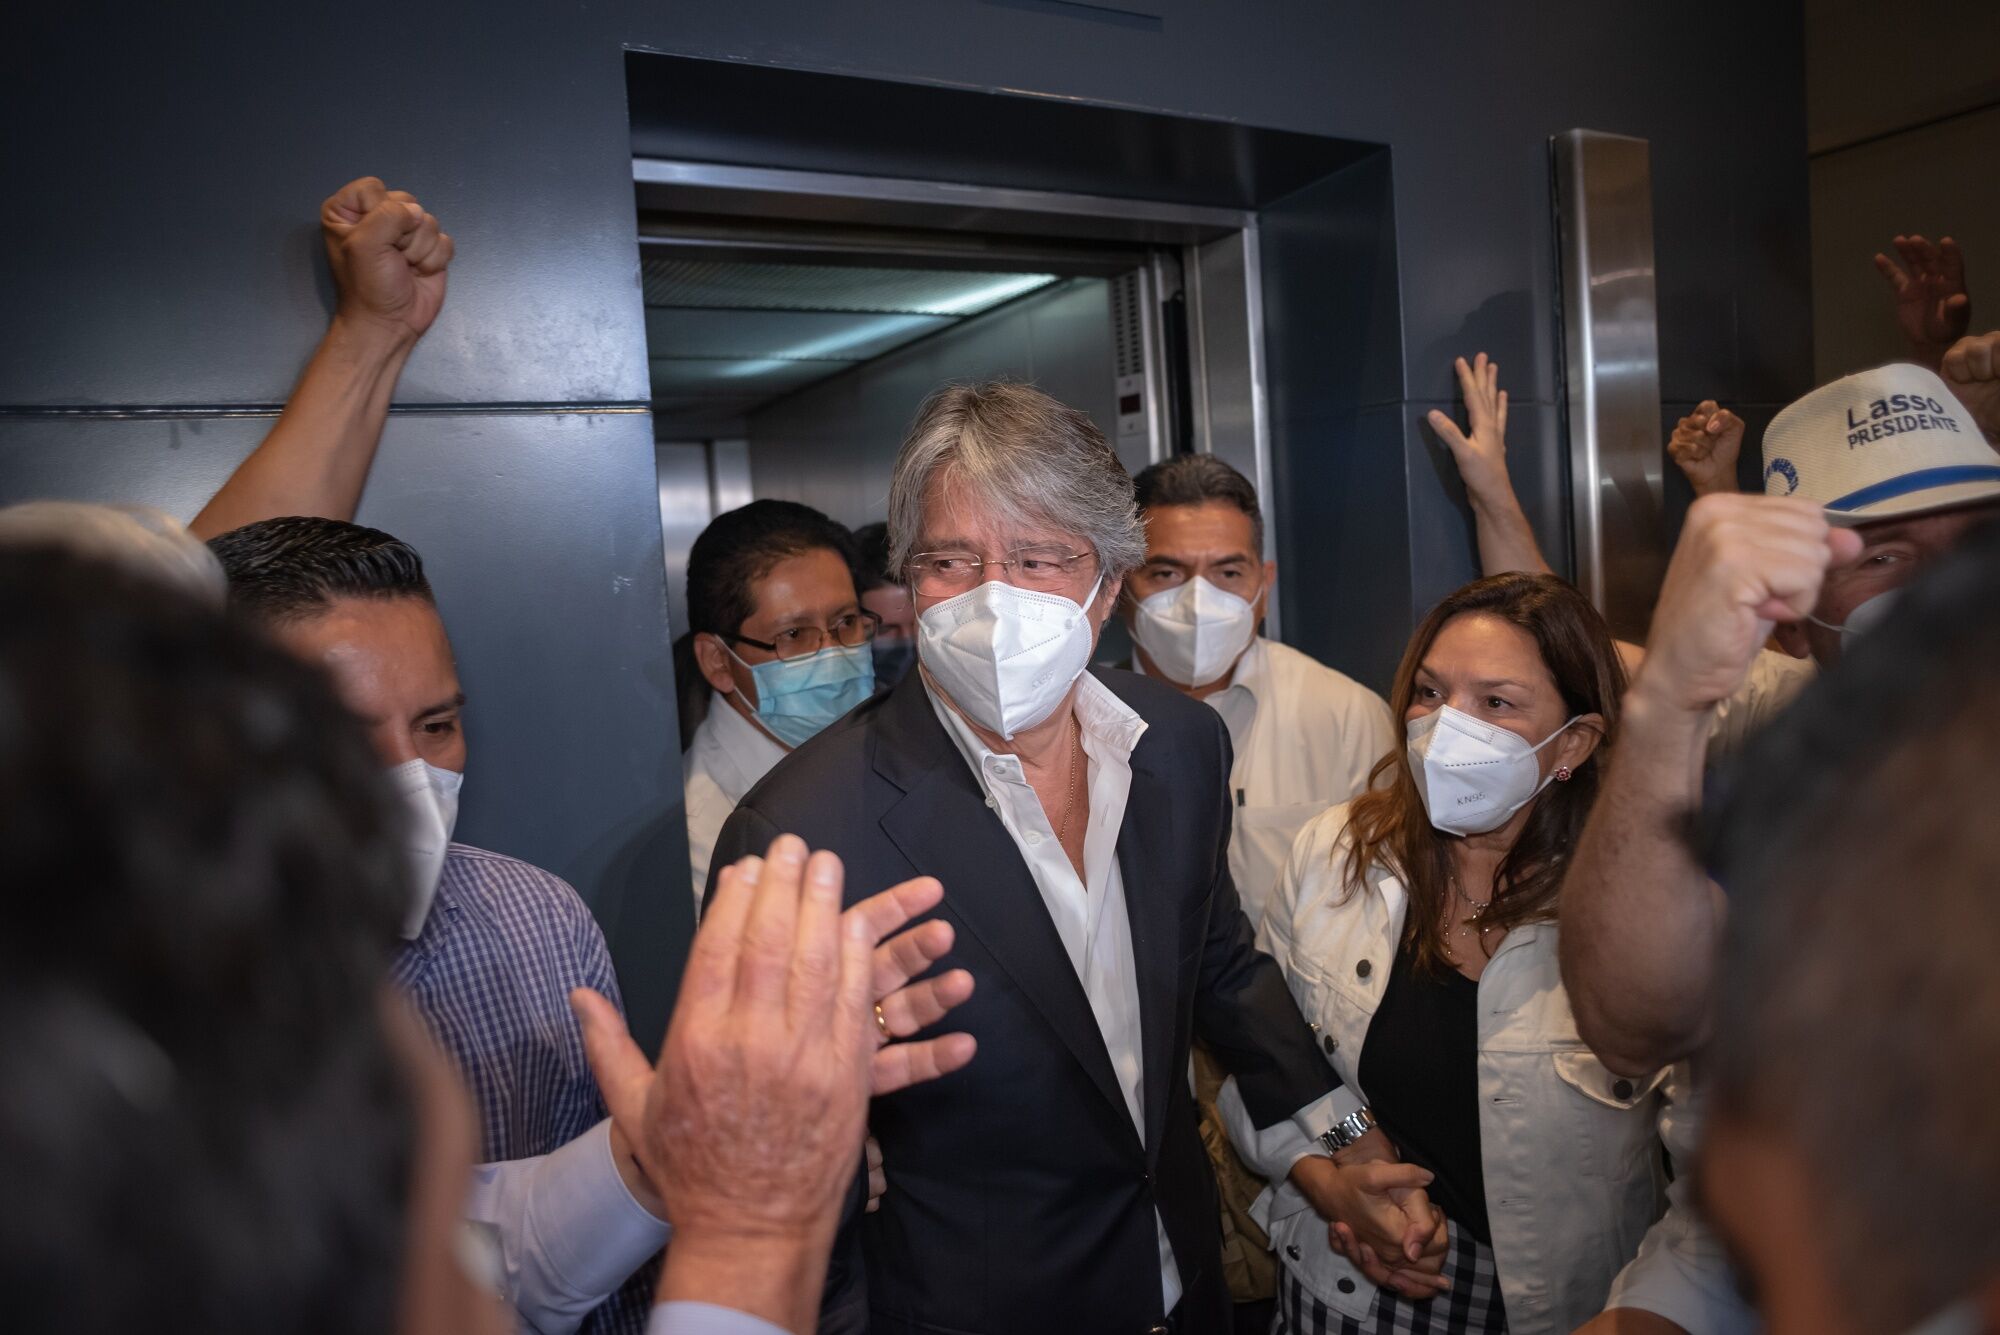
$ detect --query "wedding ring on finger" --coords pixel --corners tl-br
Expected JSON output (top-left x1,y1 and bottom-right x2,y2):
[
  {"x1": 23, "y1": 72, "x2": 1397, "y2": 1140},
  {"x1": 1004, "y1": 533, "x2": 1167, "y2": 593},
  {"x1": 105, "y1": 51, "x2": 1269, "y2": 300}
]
[{"x1": 874, "y1": 1003, "x2": 894, "y2": 1044}]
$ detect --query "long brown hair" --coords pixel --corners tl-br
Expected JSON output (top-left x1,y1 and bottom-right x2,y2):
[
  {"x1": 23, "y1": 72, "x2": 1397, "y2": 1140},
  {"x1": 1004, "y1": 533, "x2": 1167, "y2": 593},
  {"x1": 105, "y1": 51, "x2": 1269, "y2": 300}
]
[{"x1": 1343, "y1": 573, "x2": 1627, "y2": 974}]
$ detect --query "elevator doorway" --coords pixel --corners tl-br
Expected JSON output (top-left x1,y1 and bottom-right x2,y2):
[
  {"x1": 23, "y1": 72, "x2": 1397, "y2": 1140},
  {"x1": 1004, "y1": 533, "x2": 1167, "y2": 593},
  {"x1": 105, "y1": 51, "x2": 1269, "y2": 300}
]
[{"x1": 637, "y1": 191, "x2": 1197, "y2": 648}]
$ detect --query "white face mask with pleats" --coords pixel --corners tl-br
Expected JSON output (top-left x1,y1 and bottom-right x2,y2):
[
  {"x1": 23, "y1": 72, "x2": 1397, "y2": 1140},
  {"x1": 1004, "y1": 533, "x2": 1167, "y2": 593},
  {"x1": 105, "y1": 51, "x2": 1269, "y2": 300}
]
[
  {"x1": 386, "y1": 758, "x2": 463, "y2": 938},
  {"x1": 1130, "y1": 576, "x2": 1259, "y2": 688},
  {"x1": 1406, "y1": 705, "x2": 1579, "y2": 837},
  {"x1": 918, "y1": 577, "x2": 1102, "y2": 739}
]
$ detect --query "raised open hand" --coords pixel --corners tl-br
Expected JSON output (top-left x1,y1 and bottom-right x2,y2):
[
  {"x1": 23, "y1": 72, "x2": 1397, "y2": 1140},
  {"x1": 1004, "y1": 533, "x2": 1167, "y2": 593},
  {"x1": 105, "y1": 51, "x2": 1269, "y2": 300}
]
[
  {"x1": 571, "y1": 838, "x2": 975, "y2": 1235},
  {"x1": 1427, "y1": 353, "x2": 1512, "y2": 498},
  {"x1": 1874, "y1": 235, "x2": 1970, "y2": 368}
]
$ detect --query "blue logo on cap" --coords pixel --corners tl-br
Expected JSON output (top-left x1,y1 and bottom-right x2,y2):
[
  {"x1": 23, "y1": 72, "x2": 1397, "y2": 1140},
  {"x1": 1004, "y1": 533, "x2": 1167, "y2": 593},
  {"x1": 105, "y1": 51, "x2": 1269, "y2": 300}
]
[{"x1": 1766, "y1": 458, "x2": 1799, "y2": 495}]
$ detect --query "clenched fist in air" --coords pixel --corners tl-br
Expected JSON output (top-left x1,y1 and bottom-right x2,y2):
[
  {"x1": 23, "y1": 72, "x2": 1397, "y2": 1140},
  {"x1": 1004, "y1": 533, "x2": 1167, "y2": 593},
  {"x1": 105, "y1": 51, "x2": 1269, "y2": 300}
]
[
  {"x1": 1667, "y1": 400, "x2": 1745, "y2": 498},
  {"x1": 321, "y1": 176, "x2": 454, "y2": 344}
]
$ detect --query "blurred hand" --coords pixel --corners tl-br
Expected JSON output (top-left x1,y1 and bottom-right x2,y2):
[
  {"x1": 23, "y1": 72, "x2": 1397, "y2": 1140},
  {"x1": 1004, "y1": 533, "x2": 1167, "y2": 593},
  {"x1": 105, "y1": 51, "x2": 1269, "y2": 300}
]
[
  {"x1": 1874, "y1": 235, "x2": 1969, "y2": 368},
  {"x1": 1668, "y1": 401, "x2": 1745, "y2": 497},
  {"x1": 571, "y1": 836, "x2": 976, "y2": 1247},
  {"x1": 864, "y1": 1135, "x2": 886, "y2": 1214},
  {"x1": 1631, "y1": 495, "x2": 1862, "y2": 714},
  {"x1": 1427, "y1": 353, "x2": 1512, "y2": 501},
  {"x1": 1941, "y1": 330, "x2": 2000, "y2": 445},
  {"x1": 320, "y1": 176, "x2": 454, "y2": 343}
]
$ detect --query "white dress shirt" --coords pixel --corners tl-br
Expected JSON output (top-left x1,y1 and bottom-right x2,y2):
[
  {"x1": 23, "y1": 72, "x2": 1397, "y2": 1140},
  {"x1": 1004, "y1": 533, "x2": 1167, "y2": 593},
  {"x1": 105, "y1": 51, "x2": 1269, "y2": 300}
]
[
  {"x1": 643, "y1": 1303, "x2": 785, "y2": 1335},
  {"x1": 1139, "y1": 637, "x2": 1395, "y2": 924},
  {"x1": 928, "y1": 672, "x2": 1183, "y2": 1311},
  {"x1": 464, "y1": 1118, "x2": 671, "y2": 1334},
  {"x1": 683, "y1": 696, "x2": 789, "y2": 915}
]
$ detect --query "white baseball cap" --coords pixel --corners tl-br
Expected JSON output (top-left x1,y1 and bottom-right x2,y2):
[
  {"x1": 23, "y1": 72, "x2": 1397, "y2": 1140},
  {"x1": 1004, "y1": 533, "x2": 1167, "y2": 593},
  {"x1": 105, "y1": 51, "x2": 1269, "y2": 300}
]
[{"x1": 1761, "y1": 363, "x2": 2000, "y2": 525}]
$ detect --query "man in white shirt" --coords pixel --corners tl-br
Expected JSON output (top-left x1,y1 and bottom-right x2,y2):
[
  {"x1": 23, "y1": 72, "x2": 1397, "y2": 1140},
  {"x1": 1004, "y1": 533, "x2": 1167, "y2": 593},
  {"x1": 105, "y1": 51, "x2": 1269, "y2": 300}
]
[{"x1": 1124, "y1": 454, "x2": 1396, "y2": 922}]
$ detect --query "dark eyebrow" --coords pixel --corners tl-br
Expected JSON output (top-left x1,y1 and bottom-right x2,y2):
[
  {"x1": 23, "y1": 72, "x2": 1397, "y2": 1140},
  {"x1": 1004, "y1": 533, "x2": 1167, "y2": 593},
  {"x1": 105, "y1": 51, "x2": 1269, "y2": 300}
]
[
  {"x1": 1143, "y1": 555, "x2": 1193, "y2": 569},
  {"x1": 415, "y1": 693, "x2": 466, "y2": 719}
]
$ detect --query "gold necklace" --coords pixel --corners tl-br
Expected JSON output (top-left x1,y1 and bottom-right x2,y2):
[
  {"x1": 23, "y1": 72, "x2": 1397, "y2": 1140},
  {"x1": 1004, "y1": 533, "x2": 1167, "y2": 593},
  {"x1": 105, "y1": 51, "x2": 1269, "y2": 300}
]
[
  {"x1": 1056, "y1": 719, "x2": 1083, "y2": 843},
  {"x1": 1445, "y1": 862, "x2": 1496, "y2": 954}
]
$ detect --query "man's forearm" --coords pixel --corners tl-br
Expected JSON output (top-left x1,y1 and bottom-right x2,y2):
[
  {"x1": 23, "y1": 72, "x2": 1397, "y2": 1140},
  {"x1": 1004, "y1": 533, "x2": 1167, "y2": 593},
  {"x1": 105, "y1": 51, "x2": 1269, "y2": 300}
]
[
  {"x1": 658, "y1": 1225, "x2": 836, "y2": 1335},
  {"x1": 190, "y1": 314, "x2": 414, "y2": 538},
  {"x1": 1559, "y1": 687, "x2": 1724, "y2": 1074},
  {"x1": 1467, "y1": 479, "x2": 1553, "y2": 577}
]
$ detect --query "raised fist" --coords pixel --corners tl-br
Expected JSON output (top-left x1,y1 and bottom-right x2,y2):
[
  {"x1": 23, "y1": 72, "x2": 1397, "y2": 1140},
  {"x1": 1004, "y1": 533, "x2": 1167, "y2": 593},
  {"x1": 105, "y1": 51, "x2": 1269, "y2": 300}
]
[
  {"x1": 1874, "y1": 235, "x2": 1969, "y2": 369},
  {"x1": 1941, "y1": 330, "x2": 2000, "y2": 446},
  {"x1": 1634, "y1": 495, "x2": 1860, "y2": 714},
  {"x1": 1667, "y1": 400, "x2": 1745, "y2": 497},
  {"x1": 320, "y1": 176, "x2": 453, "y2": 342}
]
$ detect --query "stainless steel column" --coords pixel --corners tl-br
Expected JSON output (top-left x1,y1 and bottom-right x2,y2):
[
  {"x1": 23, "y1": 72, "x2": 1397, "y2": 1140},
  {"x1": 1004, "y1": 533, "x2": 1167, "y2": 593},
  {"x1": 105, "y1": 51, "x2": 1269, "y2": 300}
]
[{"x1": 1552, "y1": 130, "x2": 1667, "y2": 641}]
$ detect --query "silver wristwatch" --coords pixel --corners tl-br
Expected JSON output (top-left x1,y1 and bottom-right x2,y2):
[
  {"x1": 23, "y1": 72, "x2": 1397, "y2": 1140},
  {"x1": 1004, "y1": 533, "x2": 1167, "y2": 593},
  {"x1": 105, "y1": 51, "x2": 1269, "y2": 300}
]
[{"x1": 1317, "y1": 1106, "x2": 1378, "y2": 1155}]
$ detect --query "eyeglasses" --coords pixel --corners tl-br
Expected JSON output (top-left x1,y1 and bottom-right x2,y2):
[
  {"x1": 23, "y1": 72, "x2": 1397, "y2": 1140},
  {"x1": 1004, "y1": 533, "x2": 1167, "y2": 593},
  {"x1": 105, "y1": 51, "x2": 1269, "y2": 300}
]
[
  {"x1": 727, "y1": 609, "x2": 880, "y2": 661},
  {"x1": 905, "y1": 545, "x2": 1098, "y2": 598}
]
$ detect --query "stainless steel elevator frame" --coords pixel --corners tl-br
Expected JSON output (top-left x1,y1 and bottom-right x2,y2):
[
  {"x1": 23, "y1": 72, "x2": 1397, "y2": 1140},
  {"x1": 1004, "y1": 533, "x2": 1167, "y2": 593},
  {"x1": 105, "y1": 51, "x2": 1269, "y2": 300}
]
[{"x1": 1551, "y1": 130, "x2": 1667, "y2": 641}]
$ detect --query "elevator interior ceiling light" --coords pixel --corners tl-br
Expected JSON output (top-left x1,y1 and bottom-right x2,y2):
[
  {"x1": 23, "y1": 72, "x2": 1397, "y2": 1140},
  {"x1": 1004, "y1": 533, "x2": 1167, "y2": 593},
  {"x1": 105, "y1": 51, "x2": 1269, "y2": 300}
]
[{"x1": 642, "y1": 256, "x2": 1060, "y2": 426}]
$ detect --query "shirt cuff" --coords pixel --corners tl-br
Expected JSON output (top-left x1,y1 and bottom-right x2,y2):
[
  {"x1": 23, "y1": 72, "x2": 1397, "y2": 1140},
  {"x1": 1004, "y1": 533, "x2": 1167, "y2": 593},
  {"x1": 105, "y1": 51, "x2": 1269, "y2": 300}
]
[
  {"x1": 645, "y1": 1301, "x2": 791, "y2": 1335},
  {"x1": 1215, "y1": 1079, "x2": 1365, "y2": 1180},
  {"x1": 534, "y1": 1119, "x2": 673, "y2": 1297}
]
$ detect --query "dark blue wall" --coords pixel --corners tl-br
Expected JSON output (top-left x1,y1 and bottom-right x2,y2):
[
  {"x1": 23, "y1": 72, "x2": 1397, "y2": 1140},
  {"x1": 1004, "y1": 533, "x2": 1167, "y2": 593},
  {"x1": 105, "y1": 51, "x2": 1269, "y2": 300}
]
[{"x1": 1, "y1": 0, "x2": 1809, "y2": 1043}]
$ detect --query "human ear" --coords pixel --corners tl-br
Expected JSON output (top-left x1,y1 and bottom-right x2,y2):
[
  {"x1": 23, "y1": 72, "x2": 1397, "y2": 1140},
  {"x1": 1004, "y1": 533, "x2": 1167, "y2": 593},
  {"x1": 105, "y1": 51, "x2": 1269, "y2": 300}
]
[
  {"x1": 692, "y1": 633, "x2": 741, "y2": 696},
  {"x1": 1554, "y1": 713, "x2": 1606, "y2": 775}
]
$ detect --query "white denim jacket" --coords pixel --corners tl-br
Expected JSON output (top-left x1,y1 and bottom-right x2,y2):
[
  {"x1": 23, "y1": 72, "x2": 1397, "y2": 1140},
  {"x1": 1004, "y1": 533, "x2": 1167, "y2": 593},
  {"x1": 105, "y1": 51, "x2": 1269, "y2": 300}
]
[{"x1": 1221, "y1": 803, "x2": 1684, "y2": 1335}]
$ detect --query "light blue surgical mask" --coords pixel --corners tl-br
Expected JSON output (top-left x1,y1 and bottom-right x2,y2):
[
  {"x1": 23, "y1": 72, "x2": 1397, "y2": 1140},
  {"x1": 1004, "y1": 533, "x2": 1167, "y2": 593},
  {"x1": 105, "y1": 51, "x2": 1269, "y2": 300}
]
[{"x1": 729, "y1": 641, "x2": 874, "y2": 749}]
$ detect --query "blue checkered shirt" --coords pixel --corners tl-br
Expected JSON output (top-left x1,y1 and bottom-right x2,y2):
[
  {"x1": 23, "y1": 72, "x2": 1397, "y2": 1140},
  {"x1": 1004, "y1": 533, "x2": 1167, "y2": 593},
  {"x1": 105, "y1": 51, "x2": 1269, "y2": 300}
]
[{"x1": 392, "y1": 843, "x2": 656, "y2": 1335}]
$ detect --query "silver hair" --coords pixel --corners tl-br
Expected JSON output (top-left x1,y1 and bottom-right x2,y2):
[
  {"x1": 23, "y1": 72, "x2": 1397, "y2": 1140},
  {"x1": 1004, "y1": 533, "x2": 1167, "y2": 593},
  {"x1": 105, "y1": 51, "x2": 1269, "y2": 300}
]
[
  {"x1": 886, "y1": 382, "x2": 1146, "y2": 581},
  {"x1": 0, "y1": 501, "x2": 227, "y2": 607}
]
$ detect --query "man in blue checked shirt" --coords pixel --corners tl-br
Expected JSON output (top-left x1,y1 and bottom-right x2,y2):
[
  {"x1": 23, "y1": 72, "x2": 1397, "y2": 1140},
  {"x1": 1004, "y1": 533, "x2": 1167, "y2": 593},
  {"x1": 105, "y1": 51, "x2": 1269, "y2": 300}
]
[{"x1": 210, "y1": 515, "x2": 666, "y2": 1334}]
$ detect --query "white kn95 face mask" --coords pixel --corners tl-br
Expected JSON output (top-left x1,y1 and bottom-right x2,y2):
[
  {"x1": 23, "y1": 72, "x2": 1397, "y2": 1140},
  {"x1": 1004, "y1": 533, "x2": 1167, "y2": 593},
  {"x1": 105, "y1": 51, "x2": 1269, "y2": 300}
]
[
  {"x1": 1406, "y1": 705, "x2": 1579, "y2": 837},
  {"x1": 1130, "y1": 576, "x2": 1258, "y2": 688},
  {"x1": 386, "y1": 758, "x2": 463, "y2": 938},
  {"x1": 918, "y1": 577, "x2": 1101, "y2": 739}
]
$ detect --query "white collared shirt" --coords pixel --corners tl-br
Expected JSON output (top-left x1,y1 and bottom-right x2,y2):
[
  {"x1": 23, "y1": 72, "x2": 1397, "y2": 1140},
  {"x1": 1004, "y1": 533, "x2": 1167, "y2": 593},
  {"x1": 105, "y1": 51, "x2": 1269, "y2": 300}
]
[
  {"x1": 1708, "y1": 647, "x2": 1817, "y2": 760},
  {"x1": 926, "y1": 673, "x2": 1185, "y2": 1312},
  {"x1": 683, "y1": 696, "x2": 789, "y2": 916},
  {"x1": 1138, "y1": 636, "x2": 1396, "y2": 923},
  {"x1": 465, "y1": 1118, "x2": 670, "y2": 1333}
]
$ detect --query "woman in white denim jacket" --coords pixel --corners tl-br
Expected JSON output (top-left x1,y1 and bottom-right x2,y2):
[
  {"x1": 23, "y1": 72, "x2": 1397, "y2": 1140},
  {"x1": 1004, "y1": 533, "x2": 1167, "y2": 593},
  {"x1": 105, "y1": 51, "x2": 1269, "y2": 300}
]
[{"x1": 1224, "y1": 574, "x2": 1683, "y2": 1335}]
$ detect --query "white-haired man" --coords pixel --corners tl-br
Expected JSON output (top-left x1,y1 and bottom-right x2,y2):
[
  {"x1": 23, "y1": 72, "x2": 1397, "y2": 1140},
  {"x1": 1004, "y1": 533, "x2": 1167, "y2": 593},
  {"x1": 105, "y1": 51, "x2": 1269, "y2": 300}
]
[{"x1": 708, "y1": 383, "x2": 1437, "y2": 1335}]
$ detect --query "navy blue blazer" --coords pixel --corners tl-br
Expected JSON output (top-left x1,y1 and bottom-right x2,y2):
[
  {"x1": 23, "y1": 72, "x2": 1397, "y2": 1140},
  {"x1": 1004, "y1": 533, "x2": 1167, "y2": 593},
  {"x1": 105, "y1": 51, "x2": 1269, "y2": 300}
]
[{"x1": 708, "y1": 667, "x2": 1341, "y2": 1335}]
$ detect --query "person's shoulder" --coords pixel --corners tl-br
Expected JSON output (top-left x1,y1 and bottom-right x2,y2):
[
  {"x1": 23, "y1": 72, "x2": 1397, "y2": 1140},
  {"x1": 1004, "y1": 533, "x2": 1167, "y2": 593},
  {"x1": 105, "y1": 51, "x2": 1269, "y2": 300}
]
[
  {"x1": 1094, "y1": 663, "x2": 1221, "y2": 734},
  {"x1": 1264, "y1": 640, "x2": 1388, "y2": 713},
  {"x1": 735, "y1": 688, "x2": 892, "y2": 815},
  {"x1": 441, "y1": 843, "x2": 597, "y2": 934},
  {"x1": 1294, "y1": 799, "x2": 1362, "y2": 865}
]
